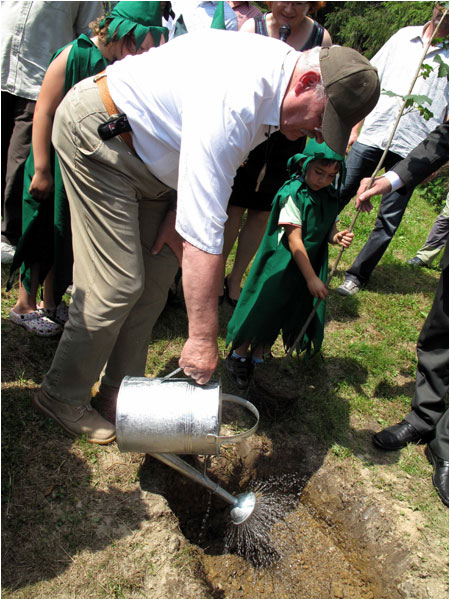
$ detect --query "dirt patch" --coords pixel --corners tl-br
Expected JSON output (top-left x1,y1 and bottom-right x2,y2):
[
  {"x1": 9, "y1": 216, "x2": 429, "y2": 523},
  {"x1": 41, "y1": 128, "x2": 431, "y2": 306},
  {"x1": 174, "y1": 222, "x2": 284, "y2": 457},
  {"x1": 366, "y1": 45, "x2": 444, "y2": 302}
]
[
  {"x1": 137, "y1": 398, "x2": 448, "y2": 600},
  {"x1": 2, "y1": 369, "x2": 448, "y2": 599}
]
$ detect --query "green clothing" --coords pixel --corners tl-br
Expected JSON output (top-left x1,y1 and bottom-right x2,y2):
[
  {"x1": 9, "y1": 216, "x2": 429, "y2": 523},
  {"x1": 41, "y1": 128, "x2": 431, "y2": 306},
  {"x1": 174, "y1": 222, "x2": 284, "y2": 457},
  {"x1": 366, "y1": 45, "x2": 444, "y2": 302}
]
[
  {"x1": 101, "y1": 1, "x2": 167, "y2": 49},
  {"x1": 227, "y1": 141, "x2": 344, "y2": 356},
  {"x1": 172, "y1": 2, "x2": 227, "y2": 37},
  {"x1": 8, "y1": 35, "x2": 108, "y2": 301}
]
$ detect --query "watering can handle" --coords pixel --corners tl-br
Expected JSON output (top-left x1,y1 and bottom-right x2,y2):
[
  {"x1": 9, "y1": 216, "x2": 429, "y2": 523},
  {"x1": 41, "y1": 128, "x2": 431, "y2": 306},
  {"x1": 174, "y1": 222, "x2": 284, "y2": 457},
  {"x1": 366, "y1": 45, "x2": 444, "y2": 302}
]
[{"x1": 211, "y1": 394, "x2": 259, "y2": 444}]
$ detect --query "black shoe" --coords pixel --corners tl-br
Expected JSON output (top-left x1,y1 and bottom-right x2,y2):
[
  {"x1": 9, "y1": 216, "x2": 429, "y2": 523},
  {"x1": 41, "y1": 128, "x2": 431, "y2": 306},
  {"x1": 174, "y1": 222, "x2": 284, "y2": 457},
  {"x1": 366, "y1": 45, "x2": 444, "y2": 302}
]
[
  {"x1": 225, "y1": 352, "x2": 253, "y2": 389},
  {"x1": 425, "y1": 445, "x2": 449, "y2": 507},
  {"x1": 224, "y1": 276, "x2": 238, "y2": 308},
  {"x1": 407, "y1": 256, "x2": 426, "y2": 267},
  {"x1": 372, "y1": 420, "x2": 426, "y2": 450}
]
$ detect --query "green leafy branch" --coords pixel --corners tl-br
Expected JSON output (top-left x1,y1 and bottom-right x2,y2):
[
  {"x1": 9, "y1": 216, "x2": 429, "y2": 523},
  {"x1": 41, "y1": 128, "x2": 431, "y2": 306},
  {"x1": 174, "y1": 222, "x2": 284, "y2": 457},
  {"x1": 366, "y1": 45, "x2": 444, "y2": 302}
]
[{"x1": 382, "y1": 90, "x2": 434, "y2": 120}]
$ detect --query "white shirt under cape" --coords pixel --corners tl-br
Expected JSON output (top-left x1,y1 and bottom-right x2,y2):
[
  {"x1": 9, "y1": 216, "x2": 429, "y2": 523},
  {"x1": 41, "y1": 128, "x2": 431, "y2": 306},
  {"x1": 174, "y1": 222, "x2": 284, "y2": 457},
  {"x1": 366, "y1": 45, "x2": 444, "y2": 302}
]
[
  {"x1": 106, "y1": 29, "x2": 298, "y2": 254},
  {"x1": 357, "y1": 23, "x2": 449, "y2": 158}
]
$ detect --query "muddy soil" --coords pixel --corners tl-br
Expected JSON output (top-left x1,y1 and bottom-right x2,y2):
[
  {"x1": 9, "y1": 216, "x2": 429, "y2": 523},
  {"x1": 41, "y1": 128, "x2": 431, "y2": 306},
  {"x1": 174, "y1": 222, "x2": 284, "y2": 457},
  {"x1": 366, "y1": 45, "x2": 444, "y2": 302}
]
[{"x1": 138, "y1": 397, "x2": 448, "y2": 600}]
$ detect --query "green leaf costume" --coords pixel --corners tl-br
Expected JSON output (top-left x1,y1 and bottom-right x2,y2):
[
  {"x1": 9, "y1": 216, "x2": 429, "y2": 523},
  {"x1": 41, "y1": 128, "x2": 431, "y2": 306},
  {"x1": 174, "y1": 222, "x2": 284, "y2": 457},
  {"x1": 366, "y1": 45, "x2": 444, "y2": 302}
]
[
  {"x1": 8, "y1": 2, "x2": 167, "y2": 303},
  {"x1": 226, "y1": 140, "x2": 345, "y2": 357}
]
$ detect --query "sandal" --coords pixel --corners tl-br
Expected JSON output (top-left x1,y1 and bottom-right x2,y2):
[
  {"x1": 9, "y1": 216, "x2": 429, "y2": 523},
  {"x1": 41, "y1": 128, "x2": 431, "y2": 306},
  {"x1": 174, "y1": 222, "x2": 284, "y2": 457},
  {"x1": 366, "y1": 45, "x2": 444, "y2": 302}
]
[{"x1": 9, "y1": 308, "x2": 63, "y2": 337}]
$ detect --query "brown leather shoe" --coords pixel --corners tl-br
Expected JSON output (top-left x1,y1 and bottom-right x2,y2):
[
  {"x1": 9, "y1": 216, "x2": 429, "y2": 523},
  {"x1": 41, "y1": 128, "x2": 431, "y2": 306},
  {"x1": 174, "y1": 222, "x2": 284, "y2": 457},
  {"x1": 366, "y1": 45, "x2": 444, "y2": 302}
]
[
  {"x1": 33, "y1": 388, "x2": 116, "y2": 444},
  {"x1": 91, "y1": 384, "x2": 118, "y2": 424}
]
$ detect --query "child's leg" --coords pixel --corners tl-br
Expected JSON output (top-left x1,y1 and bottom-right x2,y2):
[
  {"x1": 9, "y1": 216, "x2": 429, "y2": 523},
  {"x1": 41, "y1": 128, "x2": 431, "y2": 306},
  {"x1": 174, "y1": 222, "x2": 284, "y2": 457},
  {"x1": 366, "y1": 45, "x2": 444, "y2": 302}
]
[
  {"x1": 226, "y1": 340, "x2": 252, "y2": 389},
  {"x1": 232, "y1": 341, "x2": 250, "y2": 358},
  {"x1": 221, "y1": 205, "x2": 246, "y2": 296},
  {"x1": 10, "y1": 265, "x2": 62, "y2": 336},
  {"x1": 226, "y1": 209, "x2": 270, "y2": 300},
  {"x1": 13, "y1": 264, "x2": 40, "y2": 313},
  {"x1": 252, "y1": 344, "x2": 265, "y2": 362},
  {"x1": 41, "y1": 268, "x2": 56, "y2": 309}
]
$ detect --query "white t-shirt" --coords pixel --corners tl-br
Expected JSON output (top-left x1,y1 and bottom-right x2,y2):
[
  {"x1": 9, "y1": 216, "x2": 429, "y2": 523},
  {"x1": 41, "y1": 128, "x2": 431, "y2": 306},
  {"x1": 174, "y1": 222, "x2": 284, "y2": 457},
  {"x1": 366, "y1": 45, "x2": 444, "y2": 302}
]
[
  {"x1": 106, "y1": 30, "x2": 298, "y2": 254},
  {"x1": 277, "y1": 193, "x2": 338, "y2": 244},
  {"x1": 357, "y1": 24, "x2": 449, "y2": 158}
]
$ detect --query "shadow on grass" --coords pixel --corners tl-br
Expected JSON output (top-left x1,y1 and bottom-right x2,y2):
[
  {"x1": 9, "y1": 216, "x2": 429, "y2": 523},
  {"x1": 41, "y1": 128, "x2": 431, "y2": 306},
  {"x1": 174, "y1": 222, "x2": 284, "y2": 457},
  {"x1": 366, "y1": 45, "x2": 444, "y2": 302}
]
[
  {"x1": 374, "y1": 376, "x2": 416, "y2": 400},
  {"x1": 1, "y1": 384, "x2": 148, "y2": 592},
  {"x1": 1, "y1": 317, "x2": 61, "y2": 383},
  {"x1": 358, "y1": 263, "x2": 440, "y2": 296}
]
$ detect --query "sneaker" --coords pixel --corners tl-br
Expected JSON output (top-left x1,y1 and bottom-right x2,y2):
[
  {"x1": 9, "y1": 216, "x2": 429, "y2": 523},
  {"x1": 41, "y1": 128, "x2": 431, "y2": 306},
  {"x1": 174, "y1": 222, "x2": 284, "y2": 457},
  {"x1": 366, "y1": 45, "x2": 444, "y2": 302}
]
[
  {"x1": 1, "y1": 242, "x2": 16, "y2": 264},
  {"x1": 407, "y1": 256, "x2": 427, "y2": 267},
  {"x1": 33, "y1": 388, "x2": 116, "y2": 444},
  {"x1": 225, "y1": 352, "x2": 253, "y2": 389},
  {"x1": 337, "y1": 278, "x2": 362, "y2": 297}
]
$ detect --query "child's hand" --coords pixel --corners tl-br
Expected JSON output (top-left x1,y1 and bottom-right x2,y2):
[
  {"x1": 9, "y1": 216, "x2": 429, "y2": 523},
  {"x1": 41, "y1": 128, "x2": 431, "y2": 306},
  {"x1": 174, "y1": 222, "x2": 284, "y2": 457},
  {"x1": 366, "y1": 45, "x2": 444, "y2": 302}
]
[
  {"x1": 334, "y1": 230, "x2": 354, "y2": 248},
  {"x1": 29, "y1": 170, "x2": 54, "y2": 200},
  {"x1": 307, "y1": 275, "x2": 328, "y2": 299}
]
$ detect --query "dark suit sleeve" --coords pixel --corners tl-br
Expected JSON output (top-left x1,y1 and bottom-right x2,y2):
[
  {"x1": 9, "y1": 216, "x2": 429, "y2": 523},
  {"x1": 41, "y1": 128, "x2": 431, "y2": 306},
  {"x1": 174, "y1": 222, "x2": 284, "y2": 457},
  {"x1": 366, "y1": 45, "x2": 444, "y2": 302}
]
[{"x1": 393, "y1": 123, "x2": 449, "y2": 190}]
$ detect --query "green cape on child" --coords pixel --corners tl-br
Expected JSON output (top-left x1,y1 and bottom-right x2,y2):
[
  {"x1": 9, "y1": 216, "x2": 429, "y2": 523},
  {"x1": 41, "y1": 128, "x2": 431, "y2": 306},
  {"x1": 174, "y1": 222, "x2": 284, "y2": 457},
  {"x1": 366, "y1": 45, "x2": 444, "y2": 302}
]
[{"x1": 226, "y1": 140, "x2": 345, "y2": 356}]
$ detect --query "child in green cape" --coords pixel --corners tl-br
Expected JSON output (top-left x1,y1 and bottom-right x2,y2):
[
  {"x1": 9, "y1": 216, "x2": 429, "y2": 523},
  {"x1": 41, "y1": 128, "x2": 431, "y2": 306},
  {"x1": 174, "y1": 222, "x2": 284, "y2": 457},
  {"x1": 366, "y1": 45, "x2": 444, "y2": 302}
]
[
  {"x1": 8, "y1": 1, "x2": 167, "y2": 336},
  {"x1": 226, "y1": 139, "x2": 354, "y2": 389}
]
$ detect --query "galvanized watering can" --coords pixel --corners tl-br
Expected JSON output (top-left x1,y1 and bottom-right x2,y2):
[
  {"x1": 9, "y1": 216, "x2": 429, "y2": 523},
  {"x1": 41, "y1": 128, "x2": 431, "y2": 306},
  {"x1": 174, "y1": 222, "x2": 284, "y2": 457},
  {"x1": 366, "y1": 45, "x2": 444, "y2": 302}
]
[
  {"x1": 116, "y1": 375, "x2": 260, "y2": 525},
  {"x1": 116, "y1": 375, "x2": 259, "y2": 455}
]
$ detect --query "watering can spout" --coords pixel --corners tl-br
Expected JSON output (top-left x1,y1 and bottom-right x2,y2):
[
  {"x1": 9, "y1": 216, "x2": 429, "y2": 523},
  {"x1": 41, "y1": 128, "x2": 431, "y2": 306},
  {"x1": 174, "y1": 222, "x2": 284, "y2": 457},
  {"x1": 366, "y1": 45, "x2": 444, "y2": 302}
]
[{"x1": 151, "y1": 453, "x2": 256, "y2": 525}]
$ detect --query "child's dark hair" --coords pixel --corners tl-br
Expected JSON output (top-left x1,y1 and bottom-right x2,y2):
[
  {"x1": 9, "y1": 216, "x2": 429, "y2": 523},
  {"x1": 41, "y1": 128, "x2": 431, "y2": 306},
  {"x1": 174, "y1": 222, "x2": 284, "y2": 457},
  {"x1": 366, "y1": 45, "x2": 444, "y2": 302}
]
[
  {"x1": 314, "y1": 158, "x2": 341, "y2": 172},
  {"x1": 298, "y1": 157, "x2": 341, "y2": 172}
]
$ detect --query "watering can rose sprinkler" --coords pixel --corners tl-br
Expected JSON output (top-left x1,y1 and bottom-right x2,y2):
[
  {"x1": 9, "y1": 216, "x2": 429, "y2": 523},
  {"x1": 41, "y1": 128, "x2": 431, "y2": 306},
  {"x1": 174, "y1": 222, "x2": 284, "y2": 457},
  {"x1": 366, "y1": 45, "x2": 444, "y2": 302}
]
[{"x1": 115, "y1": 369, "x2": 260, "y2": 526}]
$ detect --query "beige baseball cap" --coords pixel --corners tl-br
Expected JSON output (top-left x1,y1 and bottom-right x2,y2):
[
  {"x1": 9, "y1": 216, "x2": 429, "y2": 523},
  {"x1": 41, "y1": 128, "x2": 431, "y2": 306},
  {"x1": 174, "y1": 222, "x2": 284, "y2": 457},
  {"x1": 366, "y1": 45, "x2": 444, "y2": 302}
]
[{"x1": 320, "y1": 46, "x2": 380, "y2": 155}]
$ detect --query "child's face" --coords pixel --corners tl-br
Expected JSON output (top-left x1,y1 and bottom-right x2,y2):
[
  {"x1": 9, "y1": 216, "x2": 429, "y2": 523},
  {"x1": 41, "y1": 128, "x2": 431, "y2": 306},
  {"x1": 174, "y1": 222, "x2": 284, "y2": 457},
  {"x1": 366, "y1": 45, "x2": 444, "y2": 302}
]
[{"x1": 304, "y1": 161, "x2": 339, "y2": 191}]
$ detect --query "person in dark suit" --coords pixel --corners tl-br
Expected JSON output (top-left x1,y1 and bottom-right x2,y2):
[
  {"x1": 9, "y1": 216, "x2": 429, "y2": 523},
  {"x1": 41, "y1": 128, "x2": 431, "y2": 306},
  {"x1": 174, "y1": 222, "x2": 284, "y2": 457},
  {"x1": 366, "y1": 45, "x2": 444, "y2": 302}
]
[{"x1": 355, "y1": 122, "x2": 449, "y2": 507}]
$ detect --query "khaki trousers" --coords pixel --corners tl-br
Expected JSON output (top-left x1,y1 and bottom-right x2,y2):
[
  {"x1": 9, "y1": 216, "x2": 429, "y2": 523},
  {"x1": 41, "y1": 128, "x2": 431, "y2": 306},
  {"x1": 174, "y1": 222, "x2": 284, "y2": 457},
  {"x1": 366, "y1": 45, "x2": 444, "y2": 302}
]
[{"x1": 43, "y1": 77, "x2": 179, "y2": 405}]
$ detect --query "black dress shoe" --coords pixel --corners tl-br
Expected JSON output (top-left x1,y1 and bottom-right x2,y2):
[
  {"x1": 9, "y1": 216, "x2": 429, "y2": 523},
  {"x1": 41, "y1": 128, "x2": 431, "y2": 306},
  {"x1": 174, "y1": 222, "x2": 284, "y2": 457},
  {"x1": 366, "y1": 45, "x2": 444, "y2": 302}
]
[
  {"x1": 425, "y1": 445, "x2": 449, "y2": 507},
  {"x1": 373, "y1": 420, "x2": 426, "y2": 450}
]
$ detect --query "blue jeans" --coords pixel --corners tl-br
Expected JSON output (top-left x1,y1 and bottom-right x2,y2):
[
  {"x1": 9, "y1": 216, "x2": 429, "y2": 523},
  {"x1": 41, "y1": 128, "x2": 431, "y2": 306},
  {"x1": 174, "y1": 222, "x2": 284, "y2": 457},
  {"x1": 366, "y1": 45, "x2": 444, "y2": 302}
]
[{"x1": 340, "y1": 142, "x2": 413, "y2": 286}]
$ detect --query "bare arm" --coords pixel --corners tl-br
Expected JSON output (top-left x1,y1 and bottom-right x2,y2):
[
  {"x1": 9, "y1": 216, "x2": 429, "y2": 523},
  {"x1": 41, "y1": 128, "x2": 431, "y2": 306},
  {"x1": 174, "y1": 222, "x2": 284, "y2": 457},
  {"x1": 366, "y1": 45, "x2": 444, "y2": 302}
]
[
  {"x1": 285, "y1": 225, "x2": 328, "y2": 300},
  {"x1": 321, "y1": 28, "x2": 332, "y2": 47},
  {"x1": 346, "y1": 119, "x2": 364, "y2": 153},
  {"x1": 178, "y1": 241, "x2": 222, "y2": 384},
  {"x1": 30, "y1": 45, "x2": 71, "y2": 199}
]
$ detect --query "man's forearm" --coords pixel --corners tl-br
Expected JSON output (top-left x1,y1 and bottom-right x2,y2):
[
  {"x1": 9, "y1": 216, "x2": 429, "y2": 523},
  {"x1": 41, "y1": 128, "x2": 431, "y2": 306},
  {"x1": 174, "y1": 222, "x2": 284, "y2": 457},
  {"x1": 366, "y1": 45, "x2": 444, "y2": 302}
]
[
  {"x1": 179, "y1": 241, "x2": 222, "y2": 384},
  {"x1": 182, "y1": 241, "x2": 222, "y2": 340}
]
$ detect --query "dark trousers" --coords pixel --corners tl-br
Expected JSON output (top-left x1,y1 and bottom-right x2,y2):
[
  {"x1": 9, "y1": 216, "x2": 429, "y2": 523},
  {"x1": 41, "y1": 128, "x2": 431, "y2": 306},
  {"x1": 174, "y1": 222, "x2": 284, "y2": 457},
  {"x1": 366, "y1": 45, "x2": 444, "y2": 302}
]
[
  {"x1": 406, "y1": 243, "x2": 449, "y2": 460},
  {"x1": 1, "y1": 92, "x2": 35, "y2": 245},
  {"x1": 339, "y1": 142, "x2": 414, "y2": 286}
]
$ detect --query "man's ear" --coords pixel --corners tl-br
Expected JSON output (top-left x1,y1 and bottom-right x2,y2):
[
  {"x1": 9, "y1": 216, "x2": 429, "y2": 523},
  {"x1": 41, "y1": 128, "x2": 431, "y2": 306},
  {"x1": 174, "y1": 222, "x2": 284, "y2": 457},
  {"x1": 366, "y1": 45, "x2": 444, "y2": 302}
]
[{"x1": 294, "y1": 71, "x2": 321, "y2": 94}]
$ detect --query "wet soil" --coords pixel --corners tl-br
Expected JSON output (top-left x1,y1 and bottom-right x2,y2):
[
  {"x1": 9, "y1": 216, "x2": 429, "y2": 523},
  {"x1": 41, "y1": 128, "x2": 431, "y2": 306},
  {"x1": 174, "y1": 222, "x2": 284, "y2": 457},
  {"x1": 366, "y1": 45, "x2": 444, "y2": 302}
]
[{"x1": 138, "y1": 411, "x2": 415, "y2": 599}]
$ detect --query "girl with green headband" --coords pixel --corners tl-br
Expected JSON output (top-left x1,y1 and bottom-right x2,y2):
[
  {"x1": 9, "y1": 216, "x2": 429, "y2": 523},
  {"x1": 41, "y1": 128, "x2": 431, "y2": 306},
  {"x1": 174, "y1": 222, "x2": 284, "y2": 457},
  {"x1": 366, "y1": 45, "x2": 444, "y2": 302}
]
[
  {"x1": 8, "y1": 2, "x2": 168, "y2": 336},
  {"x1": 225, "y1": 140, "x2": 354, "y2": 389}
]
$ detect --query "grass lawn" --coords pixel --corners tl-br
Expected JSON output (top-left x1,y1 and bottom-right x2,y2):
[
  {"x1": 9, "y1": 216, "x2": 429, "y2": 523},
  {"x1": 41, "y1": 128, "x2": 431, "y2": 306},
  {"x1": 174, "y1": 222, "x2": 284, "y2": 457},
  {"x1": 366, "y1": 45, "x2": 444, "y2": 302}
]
[{"x1": 2, "y1": 185, "x2": 448, "y2": 599}]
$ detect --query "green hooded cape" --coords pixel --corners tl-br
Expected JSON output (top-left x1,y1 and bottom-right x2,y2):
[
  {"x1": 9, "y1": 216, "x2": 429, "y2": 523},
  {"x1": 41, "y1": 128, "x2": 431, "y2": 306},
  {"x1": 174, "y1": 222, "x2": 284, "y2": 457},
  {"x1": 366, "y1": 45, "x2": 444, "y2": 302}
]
[
  {"x1": 100, "y1": 1, "x2": 168, "y2": 49},
  {"x1": 226, "y1": 140, "x2": 345, "y2": 357}
]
